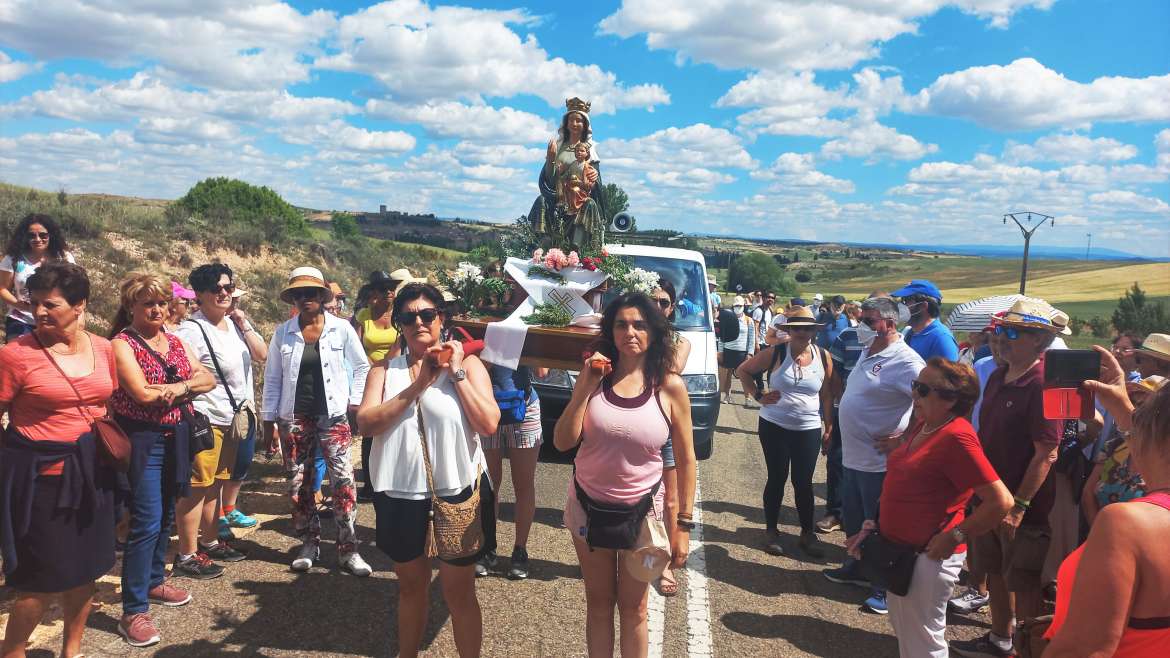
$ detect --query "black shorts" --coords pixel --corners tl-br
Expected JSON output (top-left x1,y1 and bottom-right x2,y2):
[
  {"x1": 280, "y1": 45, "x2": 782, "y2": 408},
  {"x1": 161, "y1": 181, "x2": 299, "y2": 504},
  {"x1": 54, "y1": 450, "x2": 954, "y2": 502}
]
[
  {"x1": 373, "y1": 472, "x2": 497, "y2": 566},
  {"x1": 722, "y1": 349, "x2": 748, "y2": 371}
]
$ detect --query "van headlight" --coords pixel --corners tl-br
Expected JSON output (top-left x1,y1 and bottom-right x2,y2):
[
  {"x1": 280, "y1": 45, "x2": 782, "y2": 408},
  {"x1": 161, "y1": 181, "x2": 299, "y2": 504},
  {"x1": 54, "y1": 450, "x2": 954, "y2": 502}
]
[
  {"x1": 682, "y1": 374, "x2": 718, "y2": 395},
  {"x1": 533, "y1": 368, "x2": 576, "y2": 389}
]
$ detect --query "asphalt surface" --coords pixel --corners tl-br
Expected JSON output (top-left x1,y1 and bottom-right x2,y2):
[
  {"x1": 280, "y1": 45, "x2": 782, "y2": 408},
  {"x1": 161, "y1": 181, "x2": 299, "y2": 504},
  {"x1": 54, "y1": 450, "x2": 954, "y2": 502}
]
[{"x1": 2, "y1": 382, "x2": 993, "y2": 657}]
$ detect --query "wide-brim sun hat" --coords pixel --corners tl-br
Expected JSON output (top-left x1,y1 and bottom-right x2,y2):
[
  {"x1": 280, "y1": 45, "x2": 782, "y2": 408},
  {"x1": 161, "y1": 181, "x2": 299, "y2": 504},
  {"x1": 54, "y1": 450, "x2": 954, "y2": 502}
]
[
  {"x1": 775, "y1": 306, "x2": 824, "y2": 329},
  {"x1": 732, "y1": 295, "x2": 745, "y2": 306},
  {"x1": 1127, "y1": 374, "x2": 1167, "y2": 394},
  {"x1": 1137, "y1": 333, "x2": 1170, "y2": 363},
  {"x1": 999, "y1": 297, "x2": 1062, "y2": 333},
  {"x1": 1049, "y1": 309, "x2": 1073, "y2": 336},
  {"x1": 388, "y1": 267, "x2": 428, "y2": 293},
  {"x1": 280, "y1": 266, "x2": 333, "y2": 305}
]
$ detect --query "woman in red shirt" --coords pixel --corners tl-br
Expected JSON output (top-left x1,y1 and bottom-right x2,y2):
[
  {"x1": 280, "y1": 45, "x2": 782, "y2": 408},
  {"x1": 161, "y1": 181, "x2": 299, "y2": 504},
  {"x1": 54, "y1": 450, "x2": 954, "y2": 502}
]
[
  {"x1": 0, "y1": 262, "x2": 118, "y2": 658},
  {"x1": 879, "y1": 357, "x2": 1013, "y2": 658}
]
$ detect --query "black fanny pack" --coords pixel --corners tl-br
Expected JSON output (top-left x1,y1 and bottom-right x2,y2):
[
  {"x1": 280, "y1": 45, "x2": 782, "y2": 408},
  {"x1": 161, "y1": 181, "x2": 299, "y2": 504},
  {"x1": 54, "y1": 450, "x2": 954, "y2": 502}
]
[
  {"x1": 857, "y1": 532, "x2": 919, "y2": 597},
  {"x1": 573, "y1": 475, "x2": 659, "y2": 551}
]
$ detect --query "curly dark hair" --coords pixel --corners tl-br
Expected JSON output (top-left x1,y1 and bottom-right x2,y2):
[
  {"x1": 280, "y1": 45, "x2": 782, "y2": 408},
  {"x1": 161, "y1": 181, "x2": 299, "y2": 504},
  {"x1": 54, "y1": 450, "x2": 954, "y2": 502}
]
[
  {"x1": 6, "y1": 213, "x2": 70, "y2": 262},
  {"x1": 557, "y1": 111, "x2": 593, "y2": 147},
  {"x1": 598, "y1": 292, "x2": 676, "y2": 389},
  {"x1": 26, "y1": 261, "x2": 90, "y2": 306},
  {"x1": 188, "y1": 263, "x2": 234, "y2": 293}
]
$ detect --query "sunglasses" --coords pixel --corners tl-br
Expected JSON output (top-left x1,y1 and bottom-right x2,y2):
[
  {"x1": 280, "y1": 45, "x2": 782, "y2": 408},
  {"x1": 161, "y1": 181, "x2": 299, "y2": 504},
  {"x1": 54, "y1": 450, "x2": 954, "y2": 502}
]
[
  {"x1": 788, "y1": 325, "x2": 816, "y2": 333},
  {"x1": 27, "y1": 232, "x2": 50, "y2": 241},
  {"x1": 203, "y1": 284, "x2": 235, "y2": 295},
  {"x1": 653, "y1": 298, "x2": 672, "y2": 309},
  {"x1": 993, "y1": 325, "x2": 1038, "y2": 340},
  {"x1": 399, "y1": 308, "x2": 440, "y2": 325},
  {"x1": 860, "y1": 316, "x2": 884, "y2": 328},
  {"x1": 290, "y1": 288, "x2": 320, "y2": 301},
  {"x1": 912, "y1": 380, "x2": 958, "y2": 400}
]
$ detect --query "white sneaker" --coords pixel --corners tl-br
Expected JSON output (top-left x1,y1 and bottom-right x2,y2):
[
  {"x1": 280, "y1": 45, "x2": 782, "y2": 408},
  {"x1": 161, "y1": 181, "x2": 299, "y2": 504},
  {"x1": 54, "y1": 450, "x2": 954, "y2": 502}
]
[
  {"x1": 291, "y1": 540, "x2": 319, "y2": 572},
  {"x1": 948, "y1": 586, "x2": 991, "y2": 614},
  {"x1": 340, "y1": 551, "x2": 372, "y2": 577}
]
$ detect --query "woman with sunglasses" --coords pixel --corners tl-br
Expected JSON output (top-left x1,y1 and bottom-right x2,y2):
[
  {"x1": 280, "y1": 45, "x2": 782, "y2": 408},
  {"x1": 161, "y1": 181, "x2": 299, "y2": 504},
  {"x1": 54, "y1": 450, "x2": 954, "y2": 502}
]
[
  {"x1": 1, "y1": 213, "x2": 74, "y2": 340},
  {"x1": 735, "y1": 306, "x2": 833, "y2": 559},
  {"x1": 358, "y1": 283, "x2": 499, "y2": 658},
  {"x1": 878, "y1": 357, "x2": 1012, "y2": 657},
  {"x1": 108, "y1": 273, "x2": 216, "y2": 647},
  {"x1": 648, "y1": 278, "x2": 691, "y2": 596},
  {"x1": 355, "y1": 270, "x2": 403, "y2": 502},
  {"x1": 172, "y1": 264, "x2": 267, "y2": 579},
  {"x1": 262, "y1": 266, "x2": 371, "y2": 576}
]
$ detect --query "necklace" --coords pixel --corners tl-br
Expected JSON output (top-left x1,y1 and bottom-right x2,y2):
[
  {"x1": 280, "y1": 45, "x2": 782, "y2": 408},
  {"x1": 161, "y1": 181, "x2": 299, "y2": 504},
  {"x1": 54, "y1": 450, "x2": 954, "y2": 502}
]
[
  {"x1": 47, "y1": 342, "x2": 80, "y2": 356},
  {"x1": 919, "y1": 415, "x2": 955, "y2": 436}
]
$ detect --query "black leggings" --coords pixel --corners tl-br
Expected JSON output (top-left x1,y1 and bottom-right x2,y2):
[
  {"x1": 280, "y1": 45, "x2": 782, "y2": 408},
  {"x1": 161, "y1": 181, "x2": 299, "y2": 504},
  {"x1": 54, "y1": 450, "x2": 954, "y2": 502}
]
[{"x1": 758, "y1": 418, "x2": 821, "y2": 533}]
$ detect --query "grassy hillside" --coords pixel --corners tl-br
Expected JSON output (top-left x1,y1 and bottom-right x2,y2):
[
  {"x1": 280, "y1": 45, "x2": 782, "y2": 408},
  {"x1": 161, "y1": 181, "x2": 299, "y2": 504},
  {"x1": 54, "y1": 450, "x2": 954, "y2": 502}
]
[{"x1": 0, "y1": 182, "x2": 458, "y2": 338}]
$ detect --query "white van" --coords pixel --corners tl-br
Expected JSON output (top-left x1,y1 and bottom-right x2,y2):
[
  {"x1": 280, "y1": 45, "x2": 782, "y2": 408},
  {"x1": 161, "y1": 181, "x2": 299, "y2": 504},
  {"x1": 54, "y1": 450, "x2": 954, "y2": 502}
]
[{"x1": 532, "y1": 244, "x2": 721, "y2": 459}]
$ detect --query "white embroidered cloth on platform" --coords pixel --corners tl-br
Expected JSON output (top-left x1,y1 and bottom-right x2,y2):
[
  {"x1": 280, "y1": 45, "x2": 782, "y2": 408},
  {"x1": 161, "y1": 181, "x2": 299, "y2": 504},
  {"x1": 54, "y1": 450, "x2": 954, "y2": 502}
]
[{"x1": 480, "y1": 257, "x2": 609, "y2": 369}]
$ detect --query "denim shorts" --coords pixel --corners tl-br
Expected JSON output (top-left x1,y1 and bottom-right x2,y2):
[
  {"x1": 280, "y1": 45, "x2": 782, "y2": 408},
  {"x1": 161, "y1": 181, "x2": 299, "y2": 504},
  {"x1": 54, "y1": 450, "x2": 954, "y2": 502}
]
[{"x1": 661, "y1": 436, "x2": 676, "y2": 469}]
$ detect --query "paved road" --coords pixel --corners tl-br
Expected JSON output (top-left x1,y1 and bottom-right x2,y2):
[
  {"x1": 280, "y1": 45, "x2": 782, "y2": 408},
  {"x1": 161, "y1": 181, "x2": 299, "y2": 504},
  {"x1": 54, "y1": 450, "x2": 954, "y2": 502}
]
[{"x1": 3, "y1": 384, "x2": 992, "y2": 656}]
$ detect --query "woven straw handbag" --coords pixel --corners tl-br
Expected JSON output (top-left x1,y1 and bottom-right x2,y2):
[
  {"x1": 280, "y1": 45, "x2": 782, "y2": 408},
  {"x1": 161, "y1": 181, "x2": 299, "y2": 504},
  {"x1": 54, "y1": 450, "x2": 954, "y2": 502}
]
[{"x1": 415, "y1": 396, "x2": 484, "y2": 560}]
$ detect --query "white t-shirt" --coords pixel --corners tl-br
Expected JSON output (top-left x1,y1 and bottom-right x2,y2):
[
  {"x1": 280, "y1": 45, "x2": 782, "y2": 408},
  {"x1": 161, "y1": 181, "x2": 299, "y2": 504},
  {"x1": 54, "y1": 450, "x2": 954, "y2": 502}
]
[
  {"x1": 759, "y1": 345, "x2": 825, "y2": 431},
  {"x1": 752, "y1": 306, "x2": 773, "y2": 344},
  {"x1": 370, "y1": 355, "x2": 485, "y2": 500},
  {"x1": 838, "y1": 338, "x2": 925, "y2": 473},
  {"x1": 173, "y1": 311, "x2": 254, "y2": 426},
  {"x1": 0, "y1": 252, "x2": 76, "y2": 324},
  {"x1": 769, "y1": 312, "x2": 789, "y2": 343}
]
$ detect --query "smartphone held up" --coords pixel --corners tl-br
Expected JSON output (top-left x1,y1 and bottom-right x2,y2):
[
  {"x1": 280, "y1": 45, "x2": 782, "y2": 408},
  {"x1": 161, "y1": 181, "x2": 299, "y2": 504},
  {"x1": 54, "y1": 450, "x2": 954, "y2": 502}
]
[{"x1": 1043, "y1": 349, "x2": 1100, "y2": 420}]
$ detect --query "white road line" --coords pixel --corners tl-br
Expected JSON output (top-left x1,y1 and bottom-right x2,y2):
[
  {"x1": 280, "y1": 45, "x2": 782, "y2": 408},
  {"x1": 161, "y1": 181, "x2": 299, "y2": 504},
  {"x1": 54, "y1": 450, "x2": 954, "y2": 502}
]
[
  {"x1": 687, "y1": 475, "x2": 713, "y2": 658},
  {"x1": 648, "y1": 573, "x2": 666, "y2": 658}
]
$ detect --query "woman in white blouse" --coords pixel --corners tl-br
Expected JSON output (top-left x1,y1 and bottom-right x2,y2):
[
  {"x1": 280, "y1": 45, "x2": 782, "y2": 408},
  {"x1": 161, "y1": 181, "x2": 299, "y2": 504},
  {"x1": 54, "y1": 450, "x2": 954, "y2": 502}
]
[{"x1": 357, "y1": 283, "x2": 499, "y2": 658}]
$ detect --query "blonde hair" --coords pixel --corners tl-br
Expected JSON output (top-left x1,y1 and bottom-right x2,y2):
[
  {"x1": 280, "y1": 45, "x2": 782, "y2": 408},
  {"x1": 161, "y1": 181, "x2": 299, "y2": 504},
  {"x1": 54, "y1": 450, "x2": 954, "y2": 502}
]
[
  {"x1": 1132, "y1": 383, "x2": 1169, "y2": 456},
  {"x1": 109, "y1": 272, "x2": 172, "y2": 337}
]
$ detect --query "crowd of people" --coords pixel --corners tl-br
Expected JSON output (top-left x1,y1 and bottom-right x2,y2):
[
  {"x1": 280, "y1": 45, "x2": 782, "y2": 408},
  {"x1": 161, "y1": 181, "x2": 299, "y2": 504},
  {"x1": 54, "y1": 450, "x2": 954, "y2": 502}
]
[{"x1": 0, "y1": 211, "x2": 1167, "y2": 658}]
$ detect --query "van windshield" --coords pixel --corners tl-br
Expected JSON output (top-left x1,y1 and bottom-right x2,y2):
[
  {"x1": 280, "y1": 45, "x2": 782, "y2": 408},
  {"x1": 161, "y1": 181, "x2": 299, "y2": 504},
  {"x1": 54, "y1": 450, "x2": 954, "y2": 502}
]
[{"x1": 601, "y1": 255, "x2": 711, "y2": 331}]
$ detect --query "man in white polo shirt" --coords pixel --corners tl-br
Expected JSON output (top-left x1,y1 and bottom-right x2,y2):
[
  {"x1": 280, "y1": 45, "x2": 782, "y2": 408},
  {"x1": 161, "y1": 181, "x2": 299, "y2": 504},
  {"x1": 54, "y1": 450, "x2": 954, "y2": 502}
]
[{"x1": 823, "y1": 295, "x2": 925, "y2": 615}]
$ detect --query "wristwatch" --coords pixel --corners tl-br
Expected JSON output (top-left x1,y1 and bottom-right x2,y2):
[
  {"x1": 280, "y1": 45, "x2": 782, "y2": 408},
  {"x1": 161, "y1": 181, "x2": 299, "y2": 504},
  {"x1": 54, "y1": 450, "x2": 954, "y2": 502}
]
[
  {"x1": 452, "y1": 368, "x2": 467, "y2": 382},
  {"x1": 951, "y1": 527, "x2": 968, "y2": 544}
]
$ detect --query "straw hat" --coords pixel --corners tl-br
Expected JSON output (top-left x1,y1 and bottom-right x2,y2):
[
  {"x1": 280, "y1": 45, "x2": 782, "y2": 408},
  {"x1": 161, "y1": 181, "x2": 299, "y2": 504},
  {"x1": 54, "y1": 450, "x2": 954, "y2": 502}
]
[
  {"x1": 1127, "y1": 374, "x2": 1167, "y2": 394},
  {"x1": 775, "y1": 306, "x2": 824, "y2": 329},
  {"x1": 999, "y1": 297, "x2": 1062, "y2": 333},
  {"x1": 279, "y1": 266, "x2": 332, "y2": 304},
  {"x1": 732, "y1": 295, "x2": 746, "y2": 306},
  {"x1": 1049, "y1": 309, "x2": 1073, "y2": 335},
  {"x1": 1137, "y1": 333, "x2": 1170, "y2": 363},
  {"x1": 388, "y1": 267, "x2": 428, "y2": 293}
]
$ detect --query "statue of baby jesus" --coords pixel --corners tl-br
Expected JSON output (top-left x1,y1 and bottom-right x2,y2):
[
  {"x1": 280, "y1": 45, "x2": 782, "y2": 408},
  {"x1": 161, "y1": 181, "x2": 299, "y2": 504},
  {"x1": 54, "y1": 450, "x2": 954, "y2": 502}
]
[{"x1": 558, "y1": 142, "x2": 596, "y2": 216}]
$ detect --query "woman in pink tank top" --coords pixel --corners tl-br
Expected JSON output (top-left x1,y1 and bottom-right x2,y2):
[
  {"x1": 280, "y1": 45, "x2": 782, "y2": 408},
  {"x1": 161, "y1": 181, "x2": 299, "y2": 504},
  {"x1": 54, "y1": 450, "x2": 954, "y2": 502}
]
[
  {"x1": 1045, "y1": 349, "x2": 1170, "y2": 657},
  {"x1": 554, "y1": 292, "x2": 696, "y2": 658}
]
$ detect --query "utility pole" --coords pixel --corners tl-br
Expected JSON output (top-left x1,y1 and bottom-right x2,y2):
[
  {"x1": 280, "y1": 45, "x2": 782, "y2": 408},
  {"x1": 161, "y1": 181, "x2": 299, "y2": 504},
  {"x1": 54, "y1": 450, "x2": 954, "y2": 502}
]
[
  {"x1": 1003, "y1": 211, "x2": 1055, "y2": 295},
  {"x1": 1085, "y1": 233, "x2": 1092, "y2": 260}
]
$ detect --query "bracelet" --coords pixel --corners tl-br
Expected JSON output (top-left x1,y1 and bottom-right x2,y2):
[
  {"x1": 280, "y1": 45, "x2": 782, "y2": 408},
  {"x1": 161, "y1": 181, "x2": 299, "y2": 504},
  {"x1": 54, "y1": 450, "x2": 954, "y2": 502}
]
[
  {"x1": 181, "y1": 381, "x2": 191, "y2": 397},
  {"x1": 1012, "y1": 496, "x2": 1031, "y2": 510},
  {"x1": 677, "y1": 511, "x2": 693, "y2": 520},
  {"x1": 676, "y1": 516, "x2": 696, "y2": 530}
]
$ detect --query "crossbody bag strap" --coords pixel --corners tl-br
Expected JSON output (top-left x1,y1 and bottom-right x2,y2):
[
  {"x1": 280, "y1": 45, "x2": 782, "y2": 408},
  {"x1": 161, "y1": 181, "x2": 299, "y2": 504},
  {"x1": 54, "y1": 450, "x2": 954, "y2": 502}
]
[
  {"x1": 186, "y1": 319, "x2": 239, "y2": 412},
  {"x1": 125, "y1": 331, "x2": 181, "y2": 384},
  {"x1": 32, "y1": 332, "x2": 99, "y2": 424},
  {"x1": 408, "y1": 367, "x2": 439, "y2": 499}
]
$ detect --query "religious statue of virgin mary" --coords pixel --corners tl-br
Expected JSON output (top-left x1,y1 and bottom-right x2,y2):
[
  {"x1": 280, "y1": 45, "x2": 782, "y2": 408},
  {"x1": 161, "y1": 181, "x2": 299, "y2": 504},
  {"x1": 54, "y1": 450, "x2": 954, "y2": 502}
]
[{"x1": 527, "y1": 97, "x2": 607, "y2": 254}]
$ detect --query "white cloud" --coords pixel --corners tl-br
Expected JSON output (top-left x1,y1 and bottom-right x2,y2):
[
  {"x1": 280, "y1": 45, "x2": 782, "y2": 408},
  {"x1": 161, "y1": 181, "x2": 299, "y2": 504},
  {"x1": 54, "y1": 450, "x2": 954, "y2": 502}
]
[
  {"x1": 1087, "y1": 190, "x2": 1170, "y2": 214},
  {"x1": 1005, "y1": 133, "x2": 1139, "y2": 163},
  {"x1": 600, "y1": 124, "x2": 756, "y2": 173},
  {"x1": 600, "y1": 1, "x2": 1052, "y2": 72},
  {"x1": 286, "y1": 120, "x2": 417, "y2": 155},
  {"x1": 364, "y1": 100, "x2": 552, "y2": 143},
  {"x1": 0, "y1": 1, "x2": 335, "y2": 89},
  {"x1": 752, "y1": 153, "x2": 855, "y2": 193},
  {"x1": 318, "y1": 0, "x2": 669, "y2": 113},
  {"x1": 0, "y1": 51, "x2": 40, "y2": 82},
  {"x1": 821, "y1": 119, "x2": 938, "y2": 162},
  {"x1": 912, "y1": 58, "x2": 1170, "y2": 130}
]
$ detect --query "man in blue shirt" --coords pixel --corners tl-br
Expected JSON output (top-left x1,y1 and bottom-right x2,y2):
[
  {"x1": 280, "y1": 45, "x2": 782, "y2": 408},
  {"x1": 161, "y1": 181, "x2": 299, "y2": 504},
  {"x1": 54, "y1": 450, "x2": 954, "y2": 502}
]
[
  {"x1": 891, "y1": 279, "x2": 960, "y2": 361},
  {"x1": 815, "y1": 308, "x2": 865, "y2": 534},
  {"x1": 817, "y1": 294, "x2": 850, "y2": 349}
]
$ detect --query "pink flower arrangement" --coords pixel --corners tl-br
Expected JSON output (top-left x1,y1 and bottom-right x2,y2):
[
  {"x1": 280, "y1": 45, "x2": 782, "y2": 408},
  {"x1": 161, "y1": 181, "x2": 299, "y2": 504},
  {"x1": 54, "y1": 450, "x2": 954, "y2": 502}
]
[
  {"x1": 544, "y1": 248, "x2": 569, "y2": 270},
  {"x1": 567, "y1": 251, "x2": 580, "y2": 267},
  {"x1": 532, "y1": 248, "x2": 544, "y2": 262}
]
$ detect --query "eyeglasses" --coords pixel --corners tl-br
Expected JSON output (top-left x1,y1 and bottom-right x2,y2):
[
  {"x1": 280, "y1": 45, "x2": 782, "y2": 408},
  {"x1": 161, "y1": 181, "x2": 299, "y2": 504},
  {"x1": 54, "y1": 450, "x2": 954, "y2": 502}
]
[
  {"x1": 290, "y1": 288, "x2": 320, "y2": 301},
  {"x1": 788, "y1": 326, "x2": 816, "y2": 334},
  {"x1": 911, "y1": 380, "x2": 958, "y2": 400},
  {"x1": 653, "y1": 298, "x2": 672, "y2": 309},
  {"x1": 399, "y1": 308, "x2": 440, "y2": 325},
  {"x1": 27, "y1": 232, "x2": 50, "y2": 241},
  {"x1": 203, "y1": 284, "x2": 235, "y2": 295},
  {"x1": 993, "y1": 325, "x2": 1039, "y2": 340},
  {"x1": 860, "y1": 316, "x2": 883, "y2": 328}
]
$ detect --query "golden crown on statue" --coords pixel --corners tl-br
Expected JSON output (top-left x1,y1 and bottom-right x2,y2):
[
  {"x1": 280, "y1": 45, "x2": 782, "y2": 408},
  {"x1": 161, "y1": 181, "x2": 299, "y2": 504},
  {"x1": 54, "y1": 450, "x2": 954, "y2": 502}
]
[{"x1": 565, "y1": 97, "x2": 591, "y2": 114}]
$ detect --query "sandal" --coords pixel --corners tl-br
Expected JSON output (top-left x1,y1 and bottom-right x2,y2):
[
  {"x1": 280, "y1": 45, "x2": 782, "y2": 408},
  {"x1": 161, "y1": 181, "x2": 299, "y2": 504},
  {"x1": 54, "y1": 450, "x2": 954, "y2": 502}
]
[{"x1": 657, "y1": 568, "x2": 679, "y2": 597}]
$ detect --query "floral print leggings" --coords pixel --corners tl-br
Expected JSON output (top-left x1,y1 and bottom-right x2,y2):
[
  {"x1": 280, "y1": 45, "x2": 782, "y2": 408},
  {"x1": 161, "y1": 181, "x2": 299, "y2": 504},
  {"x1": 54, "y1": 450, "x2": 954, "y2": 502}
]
[{"x1": 287, "y1": 413, "x2": 358, "y2": 553}]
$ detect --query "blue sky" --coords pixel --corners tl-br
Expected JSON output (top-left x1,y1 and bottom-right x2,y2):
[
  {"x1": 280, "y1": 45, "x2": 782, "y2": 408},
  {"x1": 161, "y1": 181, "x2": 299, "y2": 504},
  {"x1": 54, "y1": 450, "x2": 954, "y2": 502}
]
[{"x1": 1, "y1": 0, "x2": 1168, "y2": 257}]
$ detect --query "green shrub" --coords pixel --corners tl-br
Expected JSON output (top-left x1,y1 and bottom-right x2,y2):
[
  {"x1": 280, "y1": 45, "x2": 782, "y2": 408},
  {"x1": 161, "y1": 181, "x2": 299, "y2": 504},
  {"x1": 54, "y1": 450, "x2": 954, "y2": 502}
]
[
  {"x1": 331, "y1": 212, "x2": 360, "y2": 239},
  {"x1": 729, "y1": 252, "x2": 797, "y2": 296},
  {"x1": 795, "y1": 270, "x2": 813, "y2": 283},
  {"x1": 175, "y1": 177, "x2": 308, "y2": 241}
]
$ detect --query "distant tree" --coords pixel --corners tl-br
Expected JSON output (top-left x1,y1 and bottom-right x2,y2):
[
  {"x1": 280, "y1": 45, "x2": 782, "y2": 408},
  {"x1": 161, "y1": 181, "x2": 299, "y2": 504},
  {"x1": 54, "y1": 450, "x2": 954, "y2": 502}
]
[
  {"x1": 331, "y1": 212, "x2": 360, "y2": 239},
  {"x1": 600, "y1": 182, "x2": 629, "y2": 226},
  {"x1": 1112, "y1": 282, "x2": 1169, "y2": 336},
  {"x1": 175, "y1": 177, "x2": 308, "y2": 239},
  {"x1": 466, "y1": 240, "x2": 506, "y2": 266},
  {"x1": 57, "y1": 186, "x2": 68, "y2": 207},
  {"x1": 729, "y1": 252, "x2": 797, "y2": 297},
  {"x1": 1089, "y1": 316, "x2": 1112, "y2": 338},
  {"x1": 795, "y1": 270, "x2": 813, "y2": 283}
]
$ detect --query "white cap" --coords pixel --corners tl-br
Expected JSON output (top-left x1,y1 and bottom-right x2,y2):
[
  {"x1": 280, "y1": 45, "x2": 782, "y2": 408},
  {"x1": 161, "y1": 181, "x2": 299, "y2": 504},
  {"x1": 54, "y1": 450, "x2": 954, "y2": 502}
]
[
  {"x1": 814, "y1": 293, "x2": 824, "y2": 301},
  {"x1": 733, "y1": 295, "x2": 745, "y2": 306}
]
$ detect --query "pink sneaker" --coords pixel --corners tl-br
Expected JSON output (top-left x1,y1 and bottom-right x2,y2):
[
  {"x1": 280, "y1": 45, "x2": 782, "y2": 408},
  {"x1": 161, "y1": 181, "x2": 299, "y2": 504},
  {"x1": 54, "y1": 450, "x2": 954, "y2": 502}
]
[
  {"x1": 148, "y1": 582, "x2": 192, "y2": 607},
  {"x1": 118, "y1": 612, "x2": 161, "y2": 647}
]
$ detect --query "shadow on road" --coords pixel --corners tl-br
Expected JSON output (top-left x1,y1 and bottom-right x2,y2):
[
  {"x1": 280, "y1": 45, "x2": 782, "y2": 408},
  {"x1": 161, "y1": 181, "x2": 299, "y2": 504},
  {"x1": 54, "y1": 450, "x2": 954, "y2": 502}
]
[
  {"x1": 702, "y1": 544, "x2": 864, "y2": 605},
  {"x1": 721, "y1": 611, "x2": 899, "y2": 657},
  {"x1": 497, "y1": 502, "x2": 566, "y2": 531}
]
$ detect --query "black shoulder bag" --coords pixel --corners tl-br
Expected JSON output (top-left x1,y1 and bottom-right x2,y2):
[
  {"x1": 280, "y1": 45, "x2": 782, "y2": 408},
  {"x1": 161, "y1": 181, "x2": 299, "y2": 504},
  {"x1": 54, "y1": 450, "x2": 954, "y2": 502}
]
[{"x1": 126, "y1": 331, "x2": 214, "y2": 456}]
